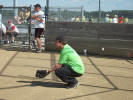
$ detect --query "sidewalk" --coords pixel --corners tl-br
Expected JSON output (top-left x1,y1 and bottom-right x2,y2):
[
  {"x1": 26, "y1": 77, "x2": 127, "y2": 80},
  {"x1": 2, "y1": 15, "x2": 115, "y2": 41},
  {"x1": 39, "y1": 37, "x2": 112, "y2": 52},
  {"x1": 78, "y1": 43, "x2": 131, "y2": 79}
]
[{"x1": 0, "y1": 48, "x2": 133, "y2": 100}]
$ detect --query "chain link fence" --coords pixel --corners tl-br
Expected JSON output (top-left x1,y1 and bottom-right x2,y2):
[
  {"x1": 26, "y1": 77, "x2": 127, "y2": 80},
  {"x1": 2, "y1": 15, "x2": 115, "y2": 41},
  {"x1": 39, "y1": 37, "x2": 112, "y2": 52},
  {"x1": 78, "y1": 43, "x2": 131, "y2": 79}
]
[
  {"x1": 84, "y1": 10, "x2": 133, "y2": 24},
  {"x1": 0, "y1": 4, "x2": 133, "y2": 52},
  {"x1": 48, "y1": 6, "x2": 84, "y2": 22},
  {"x1": 47, "y1": 7, "x2": 133, "y2": 24},
  {"x1": 0, "y1": 6, "x2": 33, "y2": 49}
]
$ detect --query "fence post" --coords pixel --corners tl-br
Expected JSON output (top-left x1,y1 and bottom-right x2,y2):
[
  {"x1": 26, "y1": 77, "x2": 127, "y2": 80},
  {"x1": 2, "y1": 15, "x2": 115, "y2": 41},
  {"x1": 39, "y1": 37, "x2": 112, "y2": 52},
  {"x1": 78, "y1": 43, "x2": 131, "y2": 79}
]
[
  {"x1": 13, "y1": 0, "x2": 18, "y2": 23},
  {"x1": 0, "y1": 7, "x2": 3, "y2": 46},
  {"x1": 98, "y1": 0, "x2": 101, "y2": 23},
  {"x1": 45, "y1": 6, "x2": 47, "y2": 21},
  {"x1": 58, "y1": 8, "x2": 61, "y2": 21},
  {"x1": 81, "y1": 6, "x2": 84, "y2": 22},
  {"x1": 46, "y1": 0, "x2": 49, "y2": 21},
  {"x1": 28, "y1": 5, "x2": 32, "y2": 49}
]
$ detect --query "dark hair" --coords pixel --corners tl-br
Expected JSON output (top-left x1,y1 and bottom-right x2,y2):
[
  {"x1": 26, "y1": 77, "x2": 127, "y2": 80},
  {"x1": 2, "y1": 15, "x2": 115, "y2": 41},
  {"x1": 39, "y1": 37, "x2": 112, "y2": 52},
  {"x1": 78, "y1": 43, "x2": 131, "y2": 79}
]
[
  {"x1": 56, "y1": 36, "x2": 66, "y2": 44},
  {"x1": 34, "y1": 4, "x2": 41, "y2": 8}
]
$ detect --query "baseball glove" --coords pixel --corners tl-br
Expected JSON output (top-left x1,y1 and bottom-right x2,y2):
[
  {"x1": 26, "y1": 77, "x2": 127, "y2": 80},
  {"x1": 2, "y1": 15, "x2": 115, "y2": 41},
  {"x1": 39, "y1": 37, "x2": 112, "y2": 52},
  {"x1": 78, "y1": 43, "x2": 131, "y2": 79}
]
[{"x1": 35, "y1": 70, "x2": 50, "y2": 78}]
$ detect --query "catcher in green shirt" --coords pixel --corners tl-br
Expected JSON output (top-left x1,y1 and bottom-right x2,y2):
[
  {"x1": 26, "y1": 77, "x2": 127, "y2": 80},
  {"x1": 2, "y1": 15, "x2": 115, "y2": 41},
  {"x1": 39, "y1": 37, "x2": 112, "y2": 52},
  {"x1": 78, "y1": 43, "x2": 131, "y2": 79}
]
[{"x1": 48, "y1": 36, "x2": 85, "y2": 89}]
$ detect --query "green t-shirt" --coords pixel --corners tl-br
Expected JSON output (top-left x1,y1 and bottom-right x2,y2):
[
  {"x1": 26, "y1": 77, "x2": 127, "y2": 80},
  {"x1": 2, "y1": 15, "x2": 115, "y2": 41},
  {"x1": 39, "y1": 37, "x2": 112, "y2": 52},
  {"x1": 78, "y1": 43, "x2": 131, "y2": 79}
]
[{"x1": 59, "y1": 44, "x2": 85, "y2": 74}]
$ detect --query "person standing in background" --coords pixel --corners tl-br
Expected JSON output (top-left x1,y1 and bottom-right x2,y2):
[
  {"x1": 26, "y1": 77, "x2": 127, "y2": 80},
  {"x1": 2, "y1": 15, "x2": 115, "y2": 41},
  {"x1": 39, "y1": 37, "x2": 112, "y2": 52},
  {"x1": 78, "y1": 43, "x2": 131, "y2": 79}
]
[
  {"x1": 82, "y1": 16, "x2": 87, "y2": 22},
  {"x1": 125, "y1": 17, "x2": 129, "y2": 24},
  {"x1": 105, "y1": 14, "x2": 110, "y2": 23},
  {"x1": 89, "y1": 16, "x2": 94, "y2": 23},
  {"x1": 71, "y1": 16, "x2": 75, "y2": 22},
  {"x1": 119, "y1": 16, "x2": 123, "y2": 24},
  {"x1": 32, "y1": 4, "x2": 45, "y2": 53},
  {"x1": 75, "y1": 16, "x2": 80, "y2": 22},
  {"x1": 113, "y1": 15, "x2": 118, "y2": 23},
  {"x1": 109, "y1": 16, "x2": 113, "y2": 23}
]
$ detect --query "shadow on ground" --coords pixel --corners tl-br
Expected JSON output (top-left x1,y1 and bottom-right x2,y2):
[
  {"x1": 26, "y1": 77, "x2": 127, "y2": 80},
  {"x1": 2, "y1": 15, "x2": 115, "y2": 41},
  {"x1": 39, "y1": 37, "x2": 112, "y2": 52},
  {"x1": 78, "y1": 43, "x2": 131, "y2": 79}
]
[{"x1": 17, "y1": 80, "x2": 66, "y2": 88}]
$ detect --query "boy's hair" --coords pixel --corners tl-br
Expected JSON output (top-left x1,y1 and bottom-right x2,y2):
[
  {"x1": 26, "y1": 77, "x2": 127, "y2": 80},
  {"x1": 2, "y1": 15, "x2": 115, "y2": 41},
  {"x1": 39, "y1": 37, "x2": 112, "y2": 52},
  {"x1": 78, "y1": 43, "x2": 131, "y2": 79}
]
[
  {"x1": 34, "y1": 4, "x2": 41, "y2": 8},
  {"x1": 56, "y1": 36, "x2": 66, "y2": 45}
]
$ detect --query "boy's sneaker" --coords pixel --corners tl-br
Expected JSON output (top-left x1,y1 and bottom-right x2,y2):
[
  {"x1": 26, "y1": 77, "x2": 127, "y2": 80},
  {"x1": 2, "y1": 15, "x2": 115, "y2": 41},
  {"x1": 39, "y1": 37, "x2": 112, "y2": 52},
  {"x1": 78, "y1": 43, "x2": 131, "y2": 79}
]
[
  {"x1": 66, "y1": 81, "x2": 79, "y2": 89},
  {"x1": 4, "y1": 40, "x2": 10, "y2": 44},
  {"x1": 4, "y1": 41, "x2": 7, "y2": 44},
  {"x1": 11, "y1": 40, "x2": 15, "y2": 43},
  {"x1": 36, "y1": 48, "x2": 42, "y2": 53}
]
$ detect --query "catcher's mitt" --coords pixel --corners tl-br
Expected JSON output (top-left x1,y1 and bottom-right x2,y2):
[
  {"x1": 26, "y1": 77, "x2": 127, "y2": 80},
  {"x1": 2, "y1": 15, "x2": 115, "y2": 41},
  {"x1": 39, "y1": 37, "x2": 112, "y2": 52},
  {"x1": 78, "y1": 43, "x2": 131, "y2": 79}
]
[{"x1": 35, "y1": 70, "x2": 50, "y2": 78}]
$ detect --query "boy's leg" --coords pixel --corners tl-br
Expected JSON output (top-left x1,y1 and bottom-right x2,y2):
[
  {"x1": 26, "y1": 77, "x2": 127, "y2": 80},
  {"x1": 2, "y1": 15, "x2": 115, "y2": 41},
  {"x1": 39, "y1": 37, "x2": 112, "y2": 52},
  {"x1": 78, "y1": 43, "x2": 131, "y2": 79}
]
[
  {"x1": 35, "y1": 28, "x2": 44, "y2": 53},
  {"x1": 7, "y1": 32, "x2": 12, "y2": 43},
  {"x1": 55, "y1": 65, "x2": 82, "y2": 88},
  {"x1": 12, "y1": 36, "x2": 15, "y2": 41},
  {"x1": 11, "y1": 32, "x2": 15, "y2": 43},
  {"x1": 35, "y1": 37, "x2": 42, "y2": 49},
  {"x1": 4, "y1": 32, "x2": 7, "y2": 41}
]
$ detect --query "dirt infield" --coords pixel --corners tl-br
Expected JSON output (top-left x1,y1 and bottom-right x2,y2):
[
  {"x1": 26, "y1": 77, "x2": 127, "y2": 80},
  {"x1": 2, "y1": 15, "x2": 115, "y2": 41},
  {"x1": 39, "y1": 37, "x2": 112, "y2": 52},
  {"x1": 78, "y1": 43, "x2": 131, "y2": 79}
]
[{"x1": 0, "y1": 49, "x2": 133, "y2": 100}]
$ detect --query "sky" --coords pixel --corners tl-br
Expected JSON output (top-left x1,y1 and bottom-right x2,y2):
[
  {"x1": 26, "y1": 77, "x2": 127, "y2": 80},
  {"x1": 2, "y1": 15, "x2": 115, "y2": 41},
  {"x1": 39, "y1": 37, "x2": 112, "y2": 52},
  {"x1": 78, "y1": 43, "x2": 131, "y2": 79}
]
[{"x1": 0, "y1": 0, "x2": 133, "y2": 11}]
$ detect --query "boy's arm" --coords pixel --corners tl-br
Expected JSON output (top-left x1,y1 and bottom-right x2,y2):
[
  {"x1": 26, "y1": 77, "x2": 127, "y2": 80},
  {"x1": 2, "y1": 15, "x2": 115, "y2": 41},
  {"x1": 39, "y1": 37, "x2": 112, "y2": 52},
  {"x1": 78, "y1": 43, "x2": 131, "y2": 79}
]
[
  {"x1": 32, "y1": 14, "x2": 39, "y2": 19},
  {"x1": 48, "y1": 63, "x2": 62, "y2": 73},
  {"x1": 35, "y1": 17, "x2": 43, "y2": 23}
]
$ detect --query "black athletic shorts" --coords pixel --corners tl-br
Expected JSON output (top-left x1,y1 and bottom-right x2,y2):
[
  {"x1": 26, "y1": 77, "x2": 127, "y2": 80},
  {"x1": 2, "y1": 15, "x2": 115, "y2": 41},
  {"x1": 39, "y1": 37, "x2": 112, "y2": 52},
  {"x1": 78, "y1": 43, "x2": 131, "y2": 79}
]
[{"x1": 35, "y1": 28, "x2": 44, "y2": 38}]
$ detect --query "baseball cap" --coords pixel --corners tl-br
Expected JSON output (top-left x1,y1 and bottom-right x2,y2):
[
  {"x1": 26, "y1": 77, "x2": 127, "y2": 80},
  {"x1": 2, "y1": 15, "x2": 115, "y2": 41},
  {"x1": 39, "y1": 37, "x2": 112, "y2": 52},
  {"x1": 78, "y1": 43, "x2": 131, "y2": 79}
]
[
  {"x1": 114, "y1": 15, "x2": 118, "y2": 18},
  {"x1": 106, "y1": 14, "x2": 109, "y2": 17},
  {"x1": 56, "y1": 35, "x2": 64, "y2": 42},
  {"x1": 8, "y1": 20, "x2": 12, "y2": 23},
  {"x1": 56, "y1": 35, "x2": 67, "y2": 44},
  {"x1": 34, "y1": 4, "x2": 41, "y2": 8}
]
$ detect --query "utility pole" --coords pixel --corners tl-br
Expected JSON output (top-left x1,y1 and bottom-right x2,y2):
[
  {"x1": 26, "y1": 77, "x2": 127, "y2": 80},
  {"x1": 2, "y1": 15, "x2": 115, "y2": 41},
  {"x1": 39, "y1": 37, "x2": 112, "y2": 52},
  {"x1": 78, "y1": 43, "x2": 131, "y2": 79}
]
[
  {"x1": 98, "y1": 0, "x2": 101, "y2": 23},
  {"x1": 46, "y1": 0, "x2": 49, "y2": 21},
  {"x1": 13, "y1": 0, "x2": 18, "y2": 18},
  {"x1": 81, "y1": 6, "x2": 84, "y2": 22}
]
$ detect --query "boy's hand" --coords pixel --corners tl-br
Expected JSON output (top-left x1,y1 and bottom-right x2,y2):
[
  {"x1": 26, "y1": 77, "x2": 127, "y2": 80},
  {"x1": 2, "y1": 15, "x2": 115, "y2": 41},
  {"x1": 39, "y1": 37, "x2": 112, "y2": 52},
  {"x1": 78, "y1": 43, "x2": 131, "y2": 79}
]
[
  {"x1": 32, "y1": 14, "x2": 39, "y2": 19},
  {"x1": 48, "y1": 63, "x2": 62, "y2": 73}
]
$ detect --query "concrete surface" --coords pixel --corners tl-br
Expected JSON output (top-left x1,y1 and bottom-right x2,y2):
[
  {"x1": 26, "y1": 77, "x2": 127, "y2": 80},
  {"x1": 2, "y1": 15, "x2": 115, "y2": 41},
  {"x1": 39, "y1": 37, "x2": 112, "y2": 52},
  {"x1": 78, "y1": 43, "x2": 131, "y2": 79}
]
[{"x1": 0, "y1": 48, "x2": 133, "y2": 100}]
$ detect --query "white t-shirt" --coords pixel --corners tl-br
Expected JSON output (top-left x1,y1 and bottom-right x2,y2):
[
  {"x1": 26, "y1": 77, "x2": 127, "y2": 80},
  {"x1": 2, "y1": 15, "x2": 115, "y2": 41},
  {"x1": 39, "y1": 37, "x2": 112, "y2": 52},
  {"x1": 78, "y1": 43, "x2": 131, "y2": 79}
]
[
  {"x1": 6, "y1": 23, "x2": 19, "y2": 33},
  {"x1": 32, "y1": 10, "x2": 45, "y2": 29},
  {"x1": 71, "y1": 17, "x2": 75, "y2": 22},
  {"x1": 105, "y1": 17, "x2": 110, "y2": 23},
  {"x1": 1, "y1": 23, "x2": 6, "y2": 33},
  {"x1": 113, "y1": 18, "x2": 118, "y2": 23}
]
